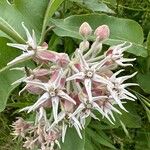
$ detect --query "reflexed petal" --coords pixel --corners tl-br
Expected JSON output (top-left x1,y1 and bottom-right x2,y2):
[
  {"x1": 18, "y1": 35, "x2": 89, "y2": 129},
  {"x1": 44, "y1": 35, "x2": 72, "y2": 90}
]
[
  {"x1": 19, "y1": 106, "x2": 31, "y2": 112},
  {"x1": 110, "y1": 69, "x2": 124, "y2": 81},
  {"x1": 7, "y1": 43, "x2": 28, "y2": 51},
  {"x1": 107, "y1": 103, "x2": 122, "y2": 114},
  {"x1": 71, "y1": 103, "x2": 85, "y2": 117},
  {"x1": 62, "y1": 122, "x2": 67, "y2": 143},
  {"x1": 110, "y1": 91, "x2": 128, "y2": 112},
  {"x1": 71, "y1": 116, "x2": 82, "y2": 129},
  {"x1": 11, "y1": 76, "x2": 26, "y2": 85},
  {"x1": 22, "y1": 22, "x2": 36, "y2": 49},
  {"x1": 92, "y1": 96, "x2": 108, "y2": 102},
  {"x1": 80, "y1": 117, "x2": 85, "y2": 128},
  {"x1": 66, "y1": 72, "x2": 85, "y2": 81},
  {"x1": 123, "y1": 89, "x2": 137, "y2": 99},
  {"x1": 118, "y1": 72, "x2": 137, "y2": 83},
  {"x1": 92, "y1": 102, "x2": 105, "y2": 116},
  {"x1": 57, "y1": 111, "x2": 66, "y2": 122},
  {"x1": 119, "y1": 42, "x2": 132, "y2": 53},
  {"x1": 93, "y1": 73, "x2": 111, "y2": 85},
  {"x1": 121, "y1": 94, "x2": 135, "y2": 101},
  {"x1": 105, "y1": 113, "x2": 114, "y2": 124},
  {"x1": 109, "y1": 111, "x2": 115, "y2": 121},
  {"x1": 52, "y1": 96, "x2": 60, "y2": 122},
  {"x1": 77, "y1": 50, "x2": 89, "y2": 70},
  {"x1": 7, "y1": 51, "x2": 34, "y2": 66},
  {"x1": 120, "y1": 58, "x2": 136, "y2": 62},
  {"x1": 31, "y1": 29, "x2": 37, "y2": 49},
  {"x1": 28, "y1": 92, "x2": 49, "y2": 112},
  {"x1": 116, "y1": 60, "x2": 133, "y2": 67},
  {"x1": 49, "y1": 111, "x2": 66, "y2": 130},
  {"x1": 122, "y1": 83, "x2": 138, "y2": 88},
  {"x1": 90, "y1": 112, "x2": 100, "y2": 121},
  {"x1": 91, "y1": 57, "x2": 108, "y2": 70},
  {"x1": 73, "y1": 123, "x2": 82, "y2": 139},
  {"x1": 84, "y1": 78, "x2": 92, "y2": 101},
  {"x1": 58, "y1": 90, "x2": 76, "y2": 104},
  {"x1": 38, "y1": 107, "x2": 45, "y2": 121}
]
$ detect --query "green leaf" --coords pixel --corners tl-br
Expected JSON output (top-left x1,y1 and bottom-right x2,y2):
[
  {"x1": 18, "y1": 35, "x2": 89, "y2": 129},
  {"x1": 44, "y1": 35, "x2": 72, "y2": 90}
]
[
  {"x1": 86, "y1": 128, "x2": 116, "y2": 149},
  {"x1": 40, "y1": 0, "x2": 65, "y2": 44},
  {"x1": 70, "y1": 0, "x2": 114, "y2": 13},
  {"x1": 0, "y1": 0, "x2": 49, "y2": 42},
  {"x1": 116, "y1": 102, "x2": 142, "y2": 128},
  {"x1": 0, "y1": 37, "x2": 21, "y2": 69},
  {"x1": 135, "y1": 129, "x2": 150, "y2": 150},
  {"x1": 137, "y1": 73, "x2": 150, "y2": 94},
  {"x1": 147, "y1": 32, "x2": 150, "y2": 51},
  {"x1": 51, "y1": 14, "x2": 147, "y2": 57},
  {"x1": 0, "y1": 68, "x2": 23, "y2": 112},
  {"x1": 61, "y1": 127, "x2": 85, "y2": 150},
  {"x1": 0, "y1": 18, "x2": 25, "y2": 43}
]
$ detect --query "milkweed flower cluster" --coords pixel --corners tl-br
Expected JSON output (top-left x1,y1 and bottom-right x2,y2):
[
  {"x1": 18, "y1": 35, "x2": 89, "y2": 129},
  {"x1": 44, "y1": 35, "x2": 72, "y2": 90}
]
[{"x1": 10, "y1": 22, "x2": 137, "y2": 150}]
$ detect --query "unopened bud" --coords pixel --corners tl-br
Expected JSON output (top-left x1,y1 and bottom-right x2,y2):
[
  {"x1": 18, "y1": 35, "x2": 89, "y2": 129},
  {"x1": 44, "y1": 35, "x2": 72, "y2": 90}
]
[
  {"x1": 79, "y1": 41, "x2": 90, "y2": 51},
  {"x1": 94, "y1": 25, "x2": 110, "y2": 41},
  {"x1": 79, "y1": 22, "x2": 92, "y2": 37}
]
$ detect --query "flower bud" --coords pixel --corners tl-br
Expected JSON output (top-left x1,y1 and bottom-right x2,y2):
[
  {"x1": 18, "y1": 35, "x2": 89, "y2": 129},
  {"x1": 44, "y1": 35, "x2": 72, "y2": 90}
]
[
  {"x1": 79, "y1": 41, "x2": 90, "y2": 51},
  {"x1": 94, "y1": 25, "x2": 110, "y2": 41},
  {"x1": 79, "y1": 22, "x2": 92, "y2": 37}
]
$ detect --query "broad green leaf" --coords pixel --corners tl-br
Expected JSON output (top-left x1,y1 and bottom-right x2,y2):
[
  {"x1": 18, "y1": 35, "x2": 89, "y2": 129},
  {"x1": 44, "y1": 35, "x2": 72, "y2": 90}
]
[
  {"x1": 70, "y1": 0, "x2": 114, "y2": 13},
  {"x1": 116, "y1": 102, "x2": 142, "y2": 128},
  {"x1": 61, "y1": 127, "x2": 85, "y2": 150},
  {"x1": 51, "y1": 14, "x2": 147, "y2": 57},
  {"x1": 137, "y1": 73, "x2": 150, "y2": 94},
  {"x1": 0, "y1": 67, "x2": 23, "y2": 112},
  {"x1": 86, "y1": 128, "x2": 116, "y2": 149},
  {"x1": 0, "y1": 18, "x2": 25, "y2": 43},
  {"x1": 0, "y1": 37, "x2": 21, "y2": 69},
  {"x1": 0, "y1": 0, "x2": 49, "y2": 42}
]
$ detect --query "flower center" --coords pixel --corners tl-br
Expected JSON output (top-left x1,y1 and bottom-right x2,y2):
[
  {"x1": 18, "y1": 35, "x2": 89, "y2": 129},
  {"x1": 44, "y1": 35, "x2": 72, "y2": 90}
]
[
  {"x1": 49, "y1": 89, "x2": 56, "y2": 97},
  {"x1": 86, "y1": 103, "x2": 92, "y2": 109},
  {"x1": 86, "y1": 71, "x2": 93, "y2": 78}
]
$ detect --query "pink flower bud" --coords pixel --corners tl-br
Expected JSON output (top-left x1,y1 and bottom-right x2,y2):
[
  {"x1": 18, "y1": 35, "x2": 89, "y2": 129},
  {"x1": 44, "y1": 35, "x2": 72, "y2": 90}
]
[
  {"x1": 79, "y1": 41, "x2": 90, "y2": 51},
  {"x1": 94, "y1": 25, "x2": 110, "y2": 41},
  {"x1": 79, "y1": 22, "x2": 92, "y2": 37}
]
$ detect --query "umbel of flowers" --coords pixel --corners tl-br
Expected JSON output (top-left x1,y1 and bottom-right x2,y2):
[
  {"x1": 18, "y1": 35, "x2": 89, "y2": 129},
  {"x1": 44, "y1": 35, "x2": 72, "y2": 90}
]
[{"x1": 10, "y1": 22, "x2": 137, "y2": 150}]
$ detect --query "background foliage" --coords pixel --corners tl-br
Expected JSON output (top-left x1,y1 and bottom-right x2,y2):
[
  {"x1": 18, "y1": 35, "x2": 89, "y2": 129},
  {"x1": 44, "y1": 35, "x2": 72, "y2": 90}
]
[{"x1": 0, "y1": 0, "x2": 150, "y2": 149}]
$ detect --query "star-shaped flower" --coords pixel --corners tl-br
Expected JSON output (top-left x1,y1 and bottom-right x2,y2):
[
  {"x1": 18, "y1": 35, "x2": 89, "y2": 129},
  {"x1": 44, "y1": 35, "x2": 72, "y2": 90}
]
[
  {"x1": 7, "y1": 23, "x2": 60, "y2": 66},
  {"x1": 21, "y1": 69, "x2": 76, "y2": 122},
  {"x1": 106, "y1": 69, "x2": 138, "y2": 111},
  {"x1": 67, "y1": 50, "x2": 110, "y2": 101},
  {"x1": 70, "y1": 92, "x2": 108, "y2": 127},
  {"x1": 105, "y1": 42, "x2": 136, "y2": 67}
]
